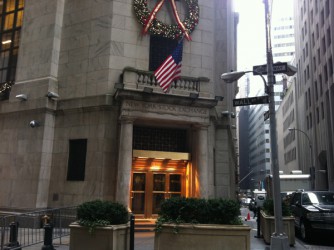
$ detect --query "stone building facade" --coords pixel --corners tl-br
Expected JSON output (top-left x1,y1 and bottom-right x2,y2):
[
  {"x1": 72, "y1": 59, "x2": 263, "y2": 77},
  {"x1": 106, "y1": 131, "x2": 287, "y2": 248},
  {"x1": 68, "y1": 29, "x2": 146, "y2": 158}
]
[{"x1": 0, "y1": 0, "x2": 238, "y2": 217}]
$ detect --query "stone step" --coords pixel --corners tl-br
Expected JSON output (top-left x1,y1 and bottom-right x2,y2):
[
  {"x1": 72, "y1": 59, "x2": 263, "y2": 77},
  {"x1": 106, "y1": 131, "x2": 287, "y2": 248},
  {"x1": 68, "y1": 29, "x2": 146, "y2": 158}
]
[{"x1": 135, "y1": 219, "x2": 156, "y2": 232}]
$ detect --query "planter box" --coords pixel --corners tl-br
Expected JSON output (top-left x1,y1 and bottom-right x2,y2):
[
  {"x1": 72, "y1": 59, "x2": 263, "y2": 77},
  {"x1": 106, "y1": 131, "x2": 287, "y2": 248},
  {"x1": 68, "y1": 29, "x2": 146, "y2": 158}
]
[
  {"x1": 69, "y1": 222, "x2": 130, "y2": 250},
  {"x1": 154, "y1": 224, "x2": 251, "y2": 250},
  {"x1": 260, "y1": 210, "x2": 295, "y2": 246}
]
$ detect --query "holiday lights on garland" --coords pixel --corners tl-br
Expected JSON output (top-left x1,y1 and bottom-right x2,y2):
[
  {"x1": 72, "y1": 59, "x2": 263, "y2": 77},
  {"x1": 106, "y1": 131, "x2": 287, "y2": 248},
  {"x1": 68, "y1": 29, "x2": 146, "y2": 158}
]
[
  {"x1": 133, "y1": 0, "x2": 199, "y2": 40},
  {"x1": 0, "y1": 81, "x2": 14, "y2": 94}
]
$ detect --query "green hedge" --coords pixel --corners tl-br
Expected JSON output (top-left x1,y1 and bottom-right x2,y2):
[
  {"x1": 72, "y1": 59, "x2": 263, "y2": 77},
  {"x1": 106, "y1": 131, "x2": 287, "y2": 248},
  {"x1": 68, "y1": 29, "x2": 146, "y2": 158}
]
[
  {"x1": 77, "y1": 200, "x2": 129, "y2": 233},
  {"x1": 262, "y1": 199, "x2": 291, "y2": 216},
  {"x1": 156, "y1": 197, "x2": 242, "y2": 232}
]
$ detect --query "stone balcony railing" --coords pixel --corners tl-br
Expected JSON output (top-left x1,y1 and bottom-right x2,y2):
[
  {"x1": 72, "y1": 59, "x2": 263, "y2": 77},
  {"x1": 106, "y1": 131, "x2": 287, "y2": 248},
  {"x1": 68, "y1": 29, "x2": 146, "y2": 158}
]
[{"x1": 122, "y1": 67, "x2": 211, "y2": 98}]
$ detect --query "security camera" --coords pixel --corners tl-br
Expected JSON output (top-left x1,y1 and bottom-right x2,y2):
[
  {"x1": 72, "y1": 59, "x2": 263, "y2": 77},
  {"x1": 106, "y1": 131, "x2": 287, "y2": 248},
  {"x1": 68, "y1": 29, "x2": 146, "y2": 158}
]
[
  {"x1": 29, "y1": 120, "x2": 40, "y2": 128},
  {"x1": 230, "y1": 112, "x2": 236, "y2": 118},
  {"x1": 15, "y1": 94, "x2": 27, "y2": 101},
  {"x1": 46, "y1": 91, "x2": 59, "y2": 99}
]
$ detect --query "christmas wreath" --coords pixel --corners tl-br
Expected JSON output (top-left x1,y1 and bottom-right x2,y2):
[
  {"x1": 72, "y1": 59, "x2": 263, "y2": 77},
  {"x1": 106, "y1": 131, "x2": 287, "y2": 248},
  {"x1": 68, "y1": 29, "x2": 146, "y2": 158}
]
[{"x1": 133, "y1": 0, "x2": 199, "y2": 40}]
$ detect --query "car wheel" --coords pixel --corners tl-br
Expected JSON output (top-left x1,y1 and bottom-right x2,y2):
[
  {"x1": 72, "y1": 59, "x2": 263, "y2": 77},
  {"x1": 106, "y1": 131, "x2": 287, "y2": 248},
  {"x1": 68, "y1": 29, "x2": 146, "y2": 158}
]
[{"x1": 300, "y1": 220, "x2": 311, "y2": 242}]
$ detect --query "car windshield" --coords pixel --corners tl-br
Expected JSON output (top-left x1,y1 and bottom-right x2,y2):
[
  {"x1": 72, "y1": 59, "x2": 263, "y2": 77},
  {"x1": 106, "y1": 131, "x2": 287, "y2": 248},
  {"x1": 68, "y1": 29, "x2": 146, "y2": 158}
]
[{"x1": 304, "y1": 192, "x2": 334, "y2": 205}]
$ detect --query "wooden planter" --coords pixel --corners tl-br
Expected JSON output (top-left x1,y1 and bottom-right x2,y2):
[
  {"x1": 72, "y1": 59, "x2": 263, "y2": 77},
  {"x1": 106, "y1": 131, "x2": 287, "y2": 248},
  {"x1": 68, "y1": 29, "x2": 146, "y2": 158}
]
[
  {"x1": 69, "y1": 222, "x2": 130, "y2": 250},
  {"x1": 154, "y1": 223, "x2": 251, "y2": 250},
  {"x1": 260, "y1": 210, "x2": 295, "y2": 246}
]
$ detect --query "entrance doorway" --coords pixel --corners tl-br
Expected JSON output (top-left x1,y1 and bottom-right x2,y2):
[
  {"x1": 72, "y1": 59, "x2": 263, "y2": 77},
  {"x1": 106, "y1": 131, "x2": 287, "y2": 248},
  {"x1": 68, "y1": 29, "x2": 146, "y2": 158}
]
[{"x1": 130, "y1": 164, "x2": 186, "y2": 218}]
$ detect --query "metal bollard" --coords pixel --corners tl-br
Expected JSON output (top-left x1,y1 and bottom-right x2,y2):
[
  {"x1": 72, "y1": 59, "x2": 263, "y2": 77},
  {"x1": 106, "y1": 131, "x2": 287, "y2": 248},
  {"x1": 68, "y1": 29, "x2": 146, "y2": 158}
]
[
  {"x1": 130, "y1": 213, "x2": 135, "y2": 250},
  {"x1": 4, "y1": 222, "x2": 21, "y2": 250},
  {"x1": 41, "y1": 223, "x2": 55, "y2": 250},
  {"x1": 255, "y1": 207, "x2": 262, "y2": 238}
]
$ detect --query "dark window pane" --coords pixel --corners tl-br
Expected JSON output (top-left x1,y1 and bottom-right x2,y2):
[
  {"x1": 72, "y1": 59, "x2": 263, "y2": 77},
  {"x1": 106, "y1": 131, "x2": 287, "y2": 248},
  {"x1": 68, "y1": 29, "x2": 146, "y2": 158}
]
[
  {"x1": 152, "y1": 193, "x2": 164, "y2": 214},
  {"x1": 133, "y1": 126, "x2": 188, "y2": 152},
  {"x1": 169, "y1": 174, "x2": 181, "y2": 192},
  {"x1": 132, "y1": 193, "x2": 145, "y2": 214},
  {"x1": 153, "y1": 174, "x2": 165, "y2": 191},
  {"x1": 132, "y1": 173, "x2": 146, "y2": 191},
  {"x1": 149, "y1": 36, "x2": 179, "y2": 71},
  {"x1": 67, "y1": 139, "x2": 87, "y2": 181}
]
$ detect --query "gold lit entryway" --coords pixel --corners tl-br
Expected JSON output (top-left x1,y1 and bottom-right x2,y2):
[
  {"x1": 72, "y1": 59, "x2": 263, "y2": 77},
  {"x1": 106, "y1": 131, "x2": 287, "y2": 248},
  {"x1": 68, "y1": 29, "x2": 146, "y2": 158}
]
[{"x1": 130, "y1": 150, "x2": 189, "y2": 218}]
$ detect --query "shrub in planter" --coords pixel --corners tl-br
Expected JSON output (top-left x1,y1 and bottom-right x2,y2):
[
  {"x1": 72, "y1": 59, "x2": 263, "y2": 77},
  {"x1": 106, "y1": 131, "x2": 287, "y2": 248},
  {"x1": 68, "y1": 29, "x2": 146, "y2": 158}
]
[
  {"x1": 262, "y1": 199, "x2": 291, "y2": 216},
  {"x1": 260, "y1": 199, "x2": 295, "y2": 246},
  {"x1": 155, "y1": 197, "x2": 242, "y2": 232},
  {"x1": 77, "y1": 200, "x2": 129, "y2": 233}
]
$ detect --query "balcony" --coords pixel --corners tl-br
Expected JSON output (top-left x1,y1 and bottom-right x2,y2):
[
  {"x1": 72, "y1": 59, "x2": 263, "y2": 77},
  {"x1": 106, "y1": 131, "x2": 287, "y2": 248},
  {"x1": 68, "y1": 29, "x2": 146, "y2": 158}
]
[{"x1": 121, "y1": 67, "x2": 211, "y2": 98}]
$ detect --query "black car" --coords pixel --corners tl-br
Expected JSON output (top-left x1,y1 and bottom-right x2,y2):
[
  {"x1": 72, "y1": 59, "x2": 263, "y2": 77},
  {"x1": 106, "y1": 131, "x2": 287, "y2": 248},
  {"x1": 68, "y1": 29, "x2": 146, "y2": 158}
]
[{"x1": 289, "y1": 190, "x2": 334, "y2": 242}]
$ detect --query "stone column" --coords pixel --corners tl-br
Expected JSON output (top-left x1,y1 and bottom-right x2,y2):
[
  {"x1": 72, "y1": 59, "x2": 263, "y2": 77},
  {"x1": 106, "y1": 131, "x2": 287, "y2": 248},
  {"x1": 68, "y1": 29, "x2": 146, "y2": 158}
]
[
  {"x1": 115, "y1": 118, "x2": 134, "y2": 207},
  {"x1": 197, "y1": 125, "x2": 209, "y2": 198}
]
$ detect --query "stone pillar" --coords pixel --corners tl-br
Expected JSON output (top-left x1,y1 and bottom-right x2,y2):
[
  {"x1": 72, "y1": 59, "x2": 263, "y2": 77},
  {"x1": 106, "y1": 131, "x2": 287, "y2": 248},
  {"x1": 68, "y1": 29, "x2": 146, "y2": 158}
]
[
  {"x1": 115, "y1": 118, "x2": 134, "y2": 207},
  {"x1": 197, "y1": 125, "x2": 209, "y2": 198},
  {"x1": 35, "y1": 113, "x2": 55, "y2": 208}
]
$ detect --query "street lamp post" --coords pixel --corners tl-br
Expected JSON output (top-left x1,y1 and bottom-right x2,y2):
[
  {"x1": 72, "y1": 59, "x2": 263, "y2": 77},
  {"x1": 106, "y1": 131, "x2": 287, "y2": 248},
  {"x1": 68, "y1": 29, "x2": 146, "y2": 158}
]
[
  {"x1": 221, "y1": 0, "x2": 296, "y2": 247},
  {"x1": 221, "y1": 67, "x2": 294, "y2": 249},
  {"x1": 288, "y1": 127, "x2": 315, "y2": 190}
]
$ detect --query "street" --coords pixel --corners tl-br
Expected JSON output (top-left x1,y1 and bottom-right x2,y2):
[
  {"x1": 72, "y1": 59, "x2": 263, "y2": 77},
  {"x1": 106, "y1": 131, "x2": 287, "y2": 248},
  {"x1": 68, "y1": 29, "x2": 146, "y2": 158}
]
[{"x1": 240, "y1": 207, "x2": 334, "y2": 249}]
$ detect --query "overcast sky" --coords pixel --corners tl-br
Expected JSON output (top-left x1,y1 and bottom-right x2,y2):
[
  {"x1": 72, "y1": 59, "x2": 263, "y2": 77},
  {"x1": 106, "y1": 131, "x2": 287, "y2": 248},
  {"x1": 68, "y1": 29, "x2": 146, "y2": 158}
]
[
  {"x1": 234, "y1": 0, "x2": 266, "y2": 71},
  {"x1": 233, "y1": 0, "x2": 294, "y2": 96}
]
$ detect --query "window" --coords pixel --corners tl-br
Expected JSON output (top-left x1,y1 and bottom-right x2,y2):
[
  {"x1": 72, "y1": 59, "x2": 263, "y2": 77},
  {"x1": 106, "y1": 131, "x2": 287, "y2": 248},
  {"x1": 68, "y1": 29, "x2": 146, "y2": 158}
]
[
  {"x1": 325, "y1": 0, "x2": 330, "y2": 17},
  {"x1": 303, "y1": 48, "x2": 306, "y2": 61},
  {"x1": 317, "y1": 48, "x2": 320, "y2": 63},
  {"x1": 316, "y1": 107, "x2": 319, "y2": 123},
  {"x1": 149, "y1": 36, "x2": 179, "y2": 71},
  {"x1": 324, "y1": 64, "x2": 328, "y2": 81},
  {"x1": 310, "y1": 113, "x2": 312, "y2": 128},
  {"x1": 321, "y1": 9, "x2": 324, "y2": 26},
  {"x1": 327, "y1": 27, "x2": 331, "y2": 47},
  {"x1": 329, "y1": 57, "x2": 333, "y2": 76},
  {"x1": 321, "y1": 102, "x2": 324, "y2": 119},
  {"x1": 311, "y1": 10, "x2": 314, "y2": 24},
  {"x1": 316, "y1": 23, "x2": 319, "y2": 39},
  {"x1": 313, "y1": 56, "x2": 316, "y2": 71},
  {"x1": 307, "y1": 65, "x2": 310, "y2": 79},
  {"x1": 315, "y1": 81, "x2": 318, "y2": 100},
  {"x1": 322, "y1": 36, "x2": 326, "y2": 55},
  {"x1": 319, "y1": 74, "x2": 323, "y2": 95},
  {"x1": 133, "y1": 126, "x2": 187, "y2": 152},
  {"x1": 307, "y1": 115, "x2": 309, "y2": 129},
  {"x1": 306, "y1": 42, "x2": 309, "y2": 58},
  {"x1": 304, "y1": 0, "x2": 306, "y2": 13},
  {"x1": 67, "y1": 139, "x2": 87, "y2": 181},
  {"x1": 312, "y1": 32, "x2": 315, "y2": 47},
  {"x1": 308, "y1": 88, "x2": 311, "y2": 107},
  {"x1": 0, "y1": 0, "x2": 24, "y2": 100}
]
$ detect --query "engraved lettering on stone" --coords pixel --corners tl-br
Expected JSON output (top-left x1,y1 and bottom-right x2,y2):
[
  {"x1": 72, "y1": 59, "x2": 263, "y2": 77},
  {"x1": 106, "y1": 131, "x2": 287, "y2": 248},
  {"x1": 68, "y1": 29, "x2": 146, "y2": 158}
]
[{"x1": 123, "y1": 100, "x2": 207, "y2": 115}]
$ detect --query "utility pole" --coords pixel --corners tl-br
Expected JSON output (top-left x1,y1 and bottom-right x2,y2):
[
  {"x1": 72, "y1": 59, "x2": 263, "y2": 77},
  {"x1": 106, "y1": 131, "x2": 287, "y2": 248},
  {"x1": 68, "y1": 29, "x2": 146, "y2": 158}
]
[{"x1": 263, "y1": 0, "x2": 289, "y2": 249}]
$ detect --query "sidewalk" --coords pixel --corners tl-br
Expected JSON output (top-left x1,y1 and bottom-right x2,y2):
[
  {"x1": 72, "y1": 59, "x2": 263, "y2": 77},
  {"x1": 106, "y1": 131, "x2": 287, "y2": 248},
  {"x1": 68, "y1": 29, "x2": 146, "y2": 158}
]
[{"x1": 17, "y1": 221, "x2": 334, "y2": 250}]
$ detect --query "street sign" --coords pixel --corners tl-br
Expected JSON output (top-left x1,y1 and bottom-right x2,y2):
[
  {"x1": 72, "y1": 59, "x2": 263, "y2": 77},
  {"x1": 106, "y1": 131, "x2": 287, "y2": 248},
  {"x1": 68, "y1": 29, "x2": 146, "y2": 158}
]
[
  {"x1": 233, "y1": 96, "x2": 269, "y2": 107},
  {"x1": 253, "y1": 62, "x2": 288, "y2": 75}
]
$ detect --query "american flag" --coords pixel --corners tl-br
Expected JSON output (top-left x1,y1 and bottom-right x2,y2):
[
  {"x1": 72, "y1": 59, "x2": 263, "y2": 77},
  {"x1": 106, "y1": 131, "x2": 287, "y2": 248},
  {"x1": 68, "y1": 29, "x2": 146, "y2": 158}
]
[{"x1": 154, "y1": 40, "x2": 183, "y2": 93}]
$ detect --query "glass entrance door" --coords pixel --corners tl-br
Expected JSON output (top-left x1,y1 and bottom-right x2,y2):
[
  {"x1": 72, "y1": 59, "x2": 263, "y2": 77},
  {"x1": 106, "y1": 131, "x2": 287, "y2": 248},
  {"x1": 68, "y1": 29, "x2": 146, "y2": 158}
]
[{"x1": 131, "y1": 172, "x2": 184, "y2": 218}]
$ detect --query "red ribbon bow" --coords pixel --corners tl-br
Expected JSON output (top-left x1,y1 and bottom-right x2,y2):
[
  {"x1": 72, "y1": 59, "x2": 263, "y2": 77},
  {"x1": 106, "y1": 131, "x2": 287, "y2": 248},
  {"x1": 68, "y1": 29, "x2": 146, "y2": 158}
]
[{"x1": 143, "y1": 0, "x2": 191, "y2": 41}]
